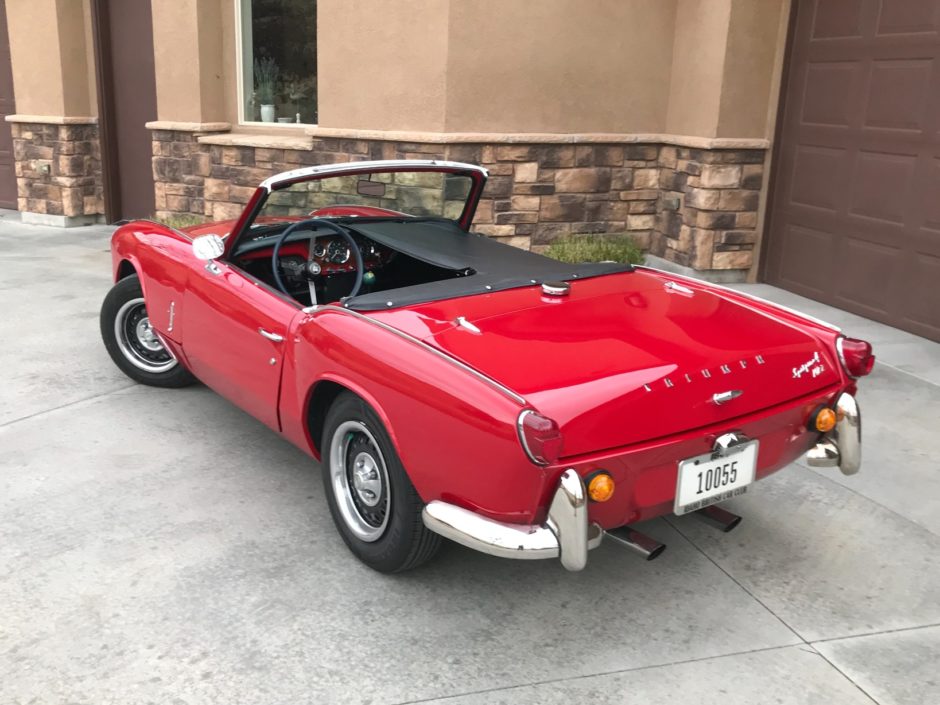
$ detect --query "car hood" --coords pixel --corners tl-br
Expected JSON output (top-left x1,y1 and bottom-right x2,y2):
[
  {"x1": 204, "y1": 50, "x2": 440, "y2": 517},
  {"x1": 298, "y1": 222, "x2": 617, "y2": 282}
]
[{"x1": 370, "y1": 270, "x2": 841, "y2": 456}]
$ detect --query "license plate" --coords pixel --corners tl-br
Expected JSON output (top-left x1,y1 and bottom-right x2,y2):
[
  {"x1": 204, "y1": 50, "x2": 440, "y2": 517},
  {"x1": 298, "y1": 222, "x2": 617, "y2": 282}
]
[{"x1": 674, "y1": 440, "x2": 758, "y2": 515}]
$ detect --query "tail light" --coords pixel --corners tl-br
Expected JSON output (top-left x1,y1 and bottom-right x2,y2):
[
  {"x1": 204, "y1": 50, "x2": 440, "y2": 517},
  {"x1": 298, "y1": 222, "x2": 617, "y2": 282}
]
[
  {"x1": 837, "y1": 337, "x2": 875, "y2": 378},
  {"x1": 807, "y1": 405, "x2": 837, "y2": 433},
  {"x1": 517, "y1": 410, "x2": 563, "y2": 465},
  {"x1": 586, "y1": 471, "x2": 615, "y2": 502}
]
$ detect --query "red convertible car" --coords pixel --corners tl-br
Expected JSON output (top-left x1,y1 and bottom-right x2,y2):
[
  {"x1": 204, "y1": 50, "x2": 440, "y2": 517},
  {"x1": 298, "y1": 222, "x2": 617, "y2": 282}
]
[{"x1": 100, "y1": 160, "x2": 873, "y2": 572}]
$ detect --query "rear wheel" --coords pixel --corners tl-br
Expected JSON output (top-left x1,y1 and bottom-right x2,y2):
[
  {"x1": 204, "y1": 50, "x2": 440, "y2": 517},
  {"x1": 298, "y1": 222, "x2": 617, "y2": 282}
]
[
  {"x1": 321, "y1": 392, "x2": 440, "y2": 572},
  {"x1": 100, "y1": 275, "x2": 196, "y2": 388}
]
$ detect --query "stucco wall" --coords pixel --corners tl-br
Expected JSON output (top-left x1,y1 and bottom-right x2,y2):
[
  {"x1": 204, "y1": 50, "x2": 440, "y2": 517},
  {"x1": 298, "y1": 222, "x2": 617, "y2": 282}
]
[
  {"x1": 4, "y1": 0, "x2": 789, "y2": 139},
  {"x1": 316, "y1": 0, "x2": 786, "y2": 140},
  {"x1": 317, "y1": 0, "x2": 450, "y2": 132},
  {"x1": 443, "y1": 0, "x2": 676, "y2": 133}
]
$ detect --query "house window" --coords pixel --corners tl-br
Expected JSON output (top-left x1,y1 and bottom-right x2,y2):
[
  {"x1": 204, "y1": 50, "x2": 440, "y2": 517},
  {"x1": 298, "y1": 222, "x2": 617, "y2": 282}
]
[{"x1": 238, "y1": 0, "x2": 317, "y2": 125}]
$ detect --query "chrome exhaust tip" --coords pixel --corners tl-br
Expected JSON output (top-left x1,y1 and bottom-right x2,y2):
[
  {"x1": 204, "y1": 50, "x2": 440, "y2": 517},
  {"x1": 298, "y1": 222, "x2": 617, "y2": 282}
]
[
  {"x1": 604, "y1": 526, "x2": 666, "y2": 561},
  {"x1": 694, "y1": 504, "x2": 742, "y2": 533}
]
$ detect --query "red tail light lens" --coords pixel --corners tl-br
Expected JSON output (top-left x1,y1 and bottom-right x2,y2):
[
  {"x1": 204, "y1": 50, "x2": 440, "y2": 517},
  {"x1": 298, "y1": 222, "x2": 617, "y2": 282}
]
[
  {"x1": 838, "y1": 337, "x2": 875, "y2": 377},
  {"x1": 517, "y1": 410, "x2": 563, "y2": 466}
]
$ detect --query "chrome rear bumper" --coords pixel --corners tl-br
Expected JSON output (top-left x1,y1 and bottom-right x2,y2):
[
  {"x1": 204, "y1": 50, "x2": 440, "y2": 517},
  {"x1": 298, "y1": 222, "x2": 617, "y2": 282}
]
[
  {"x1": 806, "y1": 392, "x2": 862, "y2": 475},
  {"x1": 422, "y1": 469, "x2": 603, "y2": 571}
]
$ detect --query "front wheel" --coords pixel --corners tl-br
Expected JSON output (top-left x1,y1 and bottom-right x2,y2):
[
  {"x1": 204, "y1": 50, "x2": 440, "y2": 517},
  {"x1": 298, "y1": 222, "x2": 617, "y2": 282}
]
[
  {"x1": 100, "y1": 274, "x2": 196, "y2": 388},
  {"x1": 321, "y1": 392, "x2": 440, "y2": 572}
]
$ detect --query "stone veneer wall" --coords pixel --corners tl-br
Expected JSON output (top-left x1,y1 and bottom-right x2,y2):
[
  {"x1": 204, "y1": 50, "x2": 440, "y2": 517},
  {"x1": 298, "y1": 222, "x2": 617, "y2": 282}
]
[
  {"x1": 151, "y1": 129, "x2": 765, "y2": 273},
  {"x1": 10, "y1": 122, "x2": 104, "y2": 219}
]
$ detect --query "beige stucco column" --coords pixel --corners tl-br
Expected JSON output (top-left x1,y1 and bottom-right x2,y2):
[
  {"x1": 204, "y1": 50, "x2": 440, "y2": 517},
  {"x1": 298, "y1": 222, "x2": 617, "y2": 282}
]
[
  {"x1": 665, "y1": 0, "x2": 787, "y2": 139},
  {"x1": 5, "y1": 0, "x2": 96, "y2": 118},
  {"x1": 150, "y1": 0, "x2": 227, "y2": 126},
  {"x1": 717, "y1": 0, "x2": 788, "y2": 138},
  {"x1": 4, "y1": 0, "x2": 101, "y2": 225}
]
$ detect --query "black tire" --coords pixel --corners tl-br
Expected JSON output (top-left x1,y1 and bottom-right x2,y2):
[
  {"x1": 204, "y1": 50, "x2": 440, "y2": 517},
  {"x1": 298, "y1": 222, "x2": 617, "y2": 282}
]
[
  {"x1": 321, "y1": 392, "x2": 441, "y2": 572},
  {"x1": 100, "y1": 274, "x2": 196, "y2": 388}
]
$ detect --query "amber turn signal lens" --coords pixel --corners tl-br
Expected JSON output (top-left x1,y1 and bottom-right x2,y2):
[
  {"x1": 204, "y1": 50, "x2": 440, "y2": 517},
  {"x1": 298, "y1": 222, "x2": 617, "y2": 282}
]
[
  {"x1": 587, "y1": 472, "x2": 615, "y2": 502},
  {"x1": 814, "y1": 407, "x2": 837, "y2": 433}
]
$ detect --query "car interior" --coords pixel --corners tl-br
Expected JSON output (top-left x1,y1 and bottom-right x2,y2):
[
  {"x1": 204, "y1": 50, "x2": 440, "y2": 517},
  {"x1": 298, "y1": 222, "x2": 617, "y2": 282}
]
[
  {"x1": 231, "y1": 216, "x2": 473, "y2": 307},
  {"x1": 228, "y1": 215, "x2": 631, "y2": 312},
  {"x1": 222, "y1": 170, "x2": 631, "y2": 311}
]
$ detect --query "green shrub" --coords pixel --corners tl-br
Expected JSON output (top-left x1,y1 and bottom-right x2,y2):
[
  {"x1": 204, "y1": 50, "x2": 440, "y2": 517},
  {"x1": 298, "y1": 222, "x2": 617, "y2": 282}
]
[
  {"x1": 157, "y1": 213, "x2": 207, "y2": 229},
  {"x1": 544, "y1": 234, "x2": 644, "y2": 265}
]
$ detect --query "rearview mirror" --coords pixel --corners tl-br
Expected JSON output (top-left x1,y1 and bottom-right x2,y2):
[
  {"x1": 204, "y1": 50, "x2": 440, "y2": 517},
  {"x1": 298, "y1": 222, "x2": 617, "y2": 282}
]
[
  {"x1": 192, "y1": 234, "x2": 224, "y2": 261},
  {"x1": 357, "y1": 179, "x2": 386, "y2": 197}
]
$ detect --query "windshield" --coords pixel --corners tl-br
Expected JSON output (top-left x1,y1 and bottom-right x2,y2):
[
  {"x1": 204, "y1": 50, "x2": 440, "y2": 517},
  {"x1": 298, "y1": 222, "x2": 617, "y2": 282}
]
[{"x1": 256, "y1": 169, "x2": 475, "y2": 224}]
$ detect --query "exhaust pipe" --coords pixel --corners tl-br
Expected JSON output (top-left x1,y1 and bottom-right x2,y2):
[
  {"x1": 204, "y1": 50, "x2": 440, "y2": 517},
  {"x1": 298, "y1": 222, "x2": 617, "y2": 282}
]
[
  {"x1": 605, "y1": 526, "x2": 666, "y2": 561},
  {"x1": 694, "y1": 504, "x2": 742, "y2": 533}
]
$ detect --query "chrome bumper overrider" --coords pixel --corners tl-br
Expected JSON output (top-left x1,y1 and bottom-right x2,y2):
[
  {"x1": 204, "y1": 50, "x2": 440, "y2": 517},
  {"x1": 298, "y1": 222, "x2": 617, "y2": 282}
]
[
  {"x1": 806, "y1": 392, "x2": 861, "y2": 475},
  {"x1": 421, "y1": 469, "x2": 603, "y2": 571}
]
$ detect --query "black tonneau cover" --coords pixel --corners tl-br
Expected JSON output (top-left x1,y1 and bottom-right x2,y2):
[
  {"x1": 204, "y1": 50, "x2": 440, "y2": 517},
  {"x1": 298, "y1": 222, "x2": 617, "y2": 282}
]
[{"x1": 345, "y1": 220, "x2": 632, "y2": 311}]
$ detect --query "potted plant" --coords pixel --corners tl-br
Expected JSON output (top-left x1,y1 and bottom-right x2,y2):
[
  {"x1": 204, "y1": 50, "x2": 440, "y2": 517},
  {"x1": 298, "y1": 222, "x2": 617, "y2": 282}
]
[{"x1": 253, "y1": 57, "x2": 279, "y2": 122}]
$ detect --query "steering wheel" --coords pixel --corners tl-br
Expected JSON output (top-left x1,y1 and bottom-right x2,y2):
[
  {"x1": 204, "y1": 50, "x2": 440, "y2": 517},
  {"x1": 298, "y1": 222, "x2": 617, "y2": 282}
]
[{"x1": 271, "y1": 218, "x2": 364, "y2": 303}]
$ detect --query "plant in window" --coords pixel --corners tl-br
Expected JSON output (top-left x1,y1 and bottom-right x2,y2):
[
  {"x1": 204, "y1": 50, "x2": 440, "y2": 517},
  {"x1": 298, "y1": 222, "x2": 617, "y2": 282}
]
[
  {"x1": 285, "y1": 75, "x2": 317, "y2": 124},
  {"x1": 253, "y1": 56, "x2": 280, "y2": 122}
]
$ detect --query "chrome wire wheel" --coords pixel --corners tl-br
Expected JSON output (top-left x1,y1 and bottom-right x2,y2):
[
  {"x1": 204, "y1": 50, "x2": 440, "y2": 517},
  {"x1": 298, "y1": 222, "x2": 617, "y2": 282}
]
[
  {"x1": 329, "y1": 420, "x2": 391, "y2": 542},
  {"x1": 113, "y1": 297, "x2": 177, "y2": 373}
]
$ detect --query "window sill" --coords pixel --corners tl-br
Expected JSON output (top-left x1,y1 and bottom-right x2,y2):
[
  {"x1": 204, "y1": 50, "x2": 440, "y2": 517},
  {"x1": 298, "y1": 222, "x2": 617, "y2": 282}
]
[
  {"x1": 145, "y1": 120, "x2": 231, "y2": 132},
  {"x1": 196, "y1": 132, "x2": 314, "y2": 150}
]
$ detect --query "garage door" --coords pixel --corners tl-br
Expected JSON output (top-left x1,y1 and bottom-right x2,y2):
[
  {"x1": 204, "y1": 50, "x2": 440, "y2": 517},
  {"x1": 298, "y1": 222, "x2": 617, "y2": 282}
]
[
  {"x1": 763, "y1": 0, "x2": 940, "y2": 342},
  {"x1": 0, "y1": 0, "x2": 17, "y2": 210}
]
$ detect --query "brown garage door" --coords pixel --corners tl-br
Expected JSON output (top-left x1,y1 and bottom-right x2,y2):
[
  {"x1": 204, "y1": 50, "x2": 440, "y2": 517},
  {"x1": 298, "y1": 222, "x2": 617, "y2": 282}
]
[
  {"x1": 92, "y1": 0, "x2": 157, "y2": 220},
  {"x1": 0, "y1": 0, "x2": 17, "y2": 210},
  {"x1": 763, "y1": 0, "x2": 940, "y2": 342}
]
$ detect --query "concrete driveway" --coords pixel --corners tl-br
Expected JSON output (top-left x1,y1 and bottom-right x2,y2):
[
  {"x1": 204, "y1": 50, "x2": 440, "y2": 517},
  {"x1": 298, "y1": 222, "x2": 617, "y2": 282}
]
[{"x1": 1, "y1": 215, "x2": 938, "y2": 705}]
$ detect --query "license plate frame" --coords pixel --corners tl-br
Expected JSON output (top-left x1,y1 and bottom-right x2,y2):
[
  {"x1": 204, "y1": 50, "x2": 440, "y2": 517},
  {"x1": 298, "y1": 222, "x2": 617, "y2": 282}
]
[{"x1": 674, "y1": 440, "x2": 759, "y2": 516}]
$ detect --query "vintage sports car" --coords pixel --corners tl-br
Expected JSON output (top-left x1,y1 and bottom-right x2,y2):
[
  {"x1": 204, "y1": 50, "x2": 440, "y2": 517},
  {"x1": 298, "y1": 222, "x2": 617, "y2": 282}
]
[{"x1": 100, "y1": 160, "x2": 874, "y2": 572}]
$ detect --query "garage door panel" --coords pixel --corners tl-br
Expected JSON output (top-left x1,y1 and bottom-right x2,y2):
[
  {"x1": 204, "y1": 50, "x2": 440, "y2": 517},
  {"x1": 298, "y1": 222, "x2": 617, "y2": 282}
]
[
  {"x1": 864, "y1": 59, "x2": 933, "y2": 131},
  {"x1": 876, "y1": 0, "x2": 940, "y2": 36},
  {"x1": 915, "y1": 227, "x2": 940, "y2": 259},
  {"x1": 790, "y1": 145, "x2": 848, "y2": 211},
  {"x1": 835, "y1": 238, "x2": 898, "y2": 315},
  {"x1": 902, "y1": 253, "x2": 940, "y2": 339},
  {"x1": 764, "y1": 0, "x2": 940, "y2": 342},
  {"x1": 801, "y1": 61, "x2": 862, "y2": 126},
  {"x1": 777, "y1": 224, "x2": 837, "y2": 297},
  {"x1": 848, "y1": 150, "x2": 916, "y2": 224},
  {"x1": 812, "y1": 0, "x2": 866, "y2": 39},
  {"x1": 918, "y1": 158, "x2": 940, "y2": 235}
]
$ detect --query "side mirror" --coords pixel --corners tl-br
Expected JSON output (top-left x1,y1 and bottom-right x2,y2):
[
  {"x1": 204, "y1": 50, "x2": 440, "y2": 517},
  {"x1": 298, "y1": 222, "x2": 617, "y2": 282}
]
[{"x1": 192, "y1": 234, "x2": 224, "y2": 261}]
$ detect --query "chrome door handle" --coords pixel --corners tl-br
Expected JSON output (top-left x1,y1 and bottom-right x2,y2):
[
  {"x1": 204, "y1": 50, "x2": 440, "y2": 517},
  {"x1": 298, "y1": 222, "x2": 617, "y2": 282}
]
[{"x1": 258, "y1": 328, "x2": 284, "y2": 342}]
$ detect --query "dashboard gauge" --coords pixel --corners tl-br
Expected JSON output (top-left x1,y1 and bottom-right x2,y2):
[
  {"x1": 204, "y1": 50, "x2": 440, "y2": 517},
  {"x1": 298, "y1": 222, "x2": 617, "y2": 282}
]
[
  {"x1": 313, "y1": 242, "x2": 326, "y2": 258},
  {"x1": 327, "y1": 239, "x2": 351, "y2": 264}
]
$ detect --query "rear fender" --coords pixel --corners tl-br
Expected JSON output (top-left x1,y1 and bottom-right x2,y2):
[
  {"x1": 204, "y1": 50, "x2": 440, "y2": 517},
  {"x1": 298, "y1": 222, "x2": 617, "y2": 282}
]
[
  {"x1": 278, "y1": 308, "x2": 550, "y2": 525},
  {"x1": 301, "y1": 373, "x2": 400, "y2": 462}
]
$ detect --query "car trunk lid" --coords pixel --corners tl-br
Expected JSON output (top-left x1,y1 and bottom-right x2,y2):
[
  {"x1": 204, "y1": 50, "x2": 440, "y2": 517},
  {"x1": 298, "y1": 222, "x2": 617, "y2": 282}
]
[{"x1": 371, "y1": 271, "x2": 841, "y2": 456}]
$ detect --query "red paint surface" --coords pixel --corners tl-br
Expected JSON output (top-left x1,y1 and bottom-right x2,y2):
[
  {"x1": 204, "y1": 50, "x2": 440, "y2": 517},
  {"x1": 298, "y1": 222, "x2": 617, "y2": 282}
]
[{"x1": 110, "y1": 194, "x2": 863, "y2": 530}]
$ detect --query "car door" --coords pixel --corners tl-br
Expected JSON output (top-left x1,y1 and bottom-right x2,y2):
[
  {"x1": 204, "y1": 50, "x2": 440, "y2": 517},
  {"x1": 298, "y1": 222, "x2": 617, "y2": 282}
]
[{"x1": 181, "y1": 259, "x2": 302, "y2": 432}]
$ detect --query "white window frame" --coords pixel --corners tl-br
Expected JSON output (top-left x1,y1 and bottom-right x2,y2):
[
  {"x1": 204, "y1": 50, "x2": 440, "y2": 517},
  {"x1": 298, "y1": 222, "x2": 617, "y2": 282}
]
[{"x1": 234, "y1": 0, "x2": 318, "y2": 128}]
